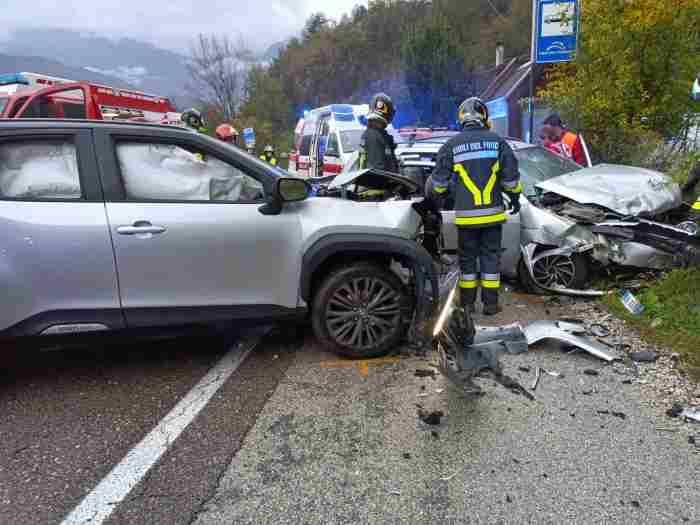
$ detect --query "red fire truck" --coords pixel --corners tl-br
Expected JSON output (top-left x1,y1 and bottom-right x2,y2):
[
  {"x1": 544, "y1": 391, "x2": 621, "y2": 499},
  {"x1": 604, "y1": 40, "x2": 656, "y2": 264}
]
[{"x1": 0, "y1": 72, "x2": 181, "y2": 124}]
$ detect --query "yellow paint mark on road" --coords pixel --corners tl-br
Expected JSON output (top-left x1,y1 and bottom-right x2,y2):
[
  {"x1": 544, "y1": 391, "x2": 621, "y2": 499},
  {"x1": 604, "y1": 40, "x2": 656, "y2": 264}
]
[{"x1": 320, "y1": 356, "x2": 400, "y2": 378}]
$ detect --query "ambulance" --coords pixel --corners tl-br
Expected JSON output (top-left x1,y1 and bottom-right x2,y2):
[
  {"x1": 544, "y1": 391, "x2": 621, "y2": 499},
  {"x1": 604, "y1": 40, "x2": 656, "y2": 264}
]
[
  {"x1": 290, "y1": 104, "x2": 396, "y2": 180},
  {"x1": 0, "y1": 72, "x2": 181, "y2": 124}
]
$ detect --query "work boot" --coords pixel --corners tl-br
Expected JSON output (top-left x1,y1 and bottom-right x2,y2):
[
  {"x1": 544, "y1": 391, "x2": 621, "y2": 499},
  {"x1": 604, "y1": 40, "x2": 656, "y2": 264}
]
[{"x1": 483, "y1": 303, "x2": 502, "y2": 316}]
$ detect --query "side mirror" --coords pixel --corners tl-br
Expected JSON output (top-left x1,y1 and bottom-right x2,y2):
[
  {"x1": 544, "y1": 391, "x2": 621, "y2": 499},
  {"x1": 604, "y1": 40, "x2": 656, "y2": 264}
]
[
  {"x1": 259, "y1": 177, "x2": 310, "y2": 215},
  {"x1": 278, "y1": 177, "x2": 311, "y2": 202}
]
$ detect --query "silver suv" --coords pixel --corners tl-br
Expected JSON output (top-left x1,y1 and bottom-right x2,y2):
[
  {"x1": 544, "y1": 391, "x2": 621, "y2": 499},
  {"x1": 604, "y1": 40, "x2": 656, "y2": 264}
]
[{"x1": 0, "y1": 120, "x2": 438, "y2": 358}]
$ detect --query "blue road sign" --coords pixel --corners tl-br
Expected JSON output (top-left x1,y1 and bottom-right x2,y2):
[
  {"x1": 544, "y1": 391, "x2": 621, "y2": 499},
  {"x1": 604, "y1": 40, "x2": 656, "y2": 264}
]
[
  {"x1": 534, "y1": 0, "x2": 579, "y2": 64},
  {"x1": 243, "y1": 127, "x2": 256, "y2": 148}
]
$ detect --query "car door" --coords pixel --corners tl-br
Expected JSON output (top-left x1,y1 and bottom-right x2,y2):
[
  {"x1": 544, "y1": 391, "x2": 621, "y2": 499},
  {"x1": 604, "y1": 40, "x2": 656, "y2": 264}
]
[
  {"x1": 0, "y1": 127, "x2": 122, "y2": 336},
  {"x1": 94, "y1": 128, "x2": 304, "y2": 328},
  {"x1": 309, "y1": 114, "x2": 330, "y2": 179}
]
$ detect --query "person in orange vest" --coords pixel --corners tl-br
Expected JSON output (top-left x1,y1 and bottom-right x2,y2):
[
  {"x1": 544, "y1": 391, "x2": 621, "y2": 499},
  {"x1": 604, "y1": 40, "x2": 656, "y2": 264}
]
[{"x1": 542, "y1": 113, "x2": 586, "y2": 166}]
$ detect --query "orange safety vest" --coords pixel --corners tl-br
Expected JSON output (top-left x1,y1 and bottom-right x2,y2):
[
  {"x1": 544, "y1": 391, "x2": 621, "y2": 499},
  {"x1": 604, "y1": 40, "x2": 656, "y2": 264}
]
[{"x1": 559, "y1": 131, "x2": 578, "y2": 160}]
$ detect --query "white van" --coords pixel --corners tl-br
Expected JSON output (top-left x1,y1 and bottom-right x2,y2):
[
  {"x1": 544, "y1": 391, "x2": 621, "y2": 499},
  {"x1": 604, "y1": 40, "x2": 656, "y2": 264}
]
[{"x1": 289, "y1": 104, "x2": 396, "y2": 181}]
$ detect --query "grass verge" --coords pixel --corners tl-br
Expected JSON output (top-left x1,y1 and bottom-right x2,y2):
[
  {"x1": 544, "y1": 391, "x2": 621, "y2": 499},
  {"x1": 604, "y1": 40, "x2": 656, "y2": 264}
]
[{"x1": 601, "y1": 267, "x2": 700, "y2": 381}]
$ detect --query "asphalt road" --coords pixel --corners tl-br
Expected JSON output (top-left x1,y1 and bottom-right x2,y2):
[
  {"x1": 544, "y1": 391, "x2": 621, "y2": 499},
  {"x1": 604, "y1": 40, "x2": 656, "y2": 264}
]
[{"x1": 1, "y1": 293, "x2": 698, "y2": 524}]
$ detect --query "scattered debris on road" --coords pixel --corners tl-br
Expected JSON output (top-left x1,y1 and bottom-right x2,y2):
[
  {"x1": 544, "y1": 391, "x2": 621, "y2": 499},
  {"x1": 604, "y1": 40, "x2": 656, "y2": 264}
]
[
  {"x1": 523, "y1": 320, "x2": 619, "y2": 362},
  {"x1": 584, "y1": 369, "x2": 600, "y2": 376},
  {"x1": 418, "y1": 409, "x2": 444, "y2": 425},
  {"x1": 402, "y1": 452, "x2": 411, "y2": 459},
  {"x1": 597, "y1": 409, "x2": 627, "y2": 420},
  {"x1": 631, "y1": 351, "x2": 659, "y2": 363},
  {"x1": 531, "y1": 367, "x2": 541, "y2": 391},
  {"x1": 620, "y1": 289, "x2": 645, "y2": 315},
  {"x1": 531, "y1": 367, "x2": 563, "y2": 391},
  {"x1": 518, "y1": 366, "x2": 531, "y2": 373},
  {"x1": 589, "y1": 324, "x2": 611, "y2": 338},
  {"x1": 439, "y1": 472, "x2": 458, "y2": 481},
  {"x1": 667, "y1": 405, "x2": 700, "y2": 422},
  {"x1": 415, "y1": 369, "x2": 437, "y2": 379}
]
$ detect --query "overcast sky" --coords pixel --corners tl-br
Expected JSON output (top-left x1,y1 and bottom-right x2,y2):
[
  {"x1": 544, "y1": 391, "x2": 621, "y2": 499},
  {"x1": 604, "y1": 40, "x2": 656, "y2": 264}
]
[{"x1": 1, "y1": 0, "x2": 367, "y2": 51}]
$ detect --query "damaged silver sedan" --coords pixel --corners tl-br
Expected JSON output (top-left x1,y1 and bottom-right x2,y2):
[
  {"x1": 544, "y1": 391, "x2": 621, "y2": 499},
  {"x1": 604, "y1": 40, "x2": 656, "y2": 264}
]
[{"x1": 394, "y1": 137, "x2": 700, "y2": 293}]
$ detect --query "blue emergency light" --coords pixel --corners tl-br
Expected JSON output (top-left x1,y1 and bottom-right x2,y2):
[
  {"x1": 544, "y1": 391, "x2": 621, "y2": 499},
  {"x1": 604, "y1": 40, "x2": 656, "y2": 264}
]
[
  {"x1": 330, "y1": 104, "x2": 355, "y2": 122},
  {"x1": 0, "y1": 73, "x2": 29, "y2": 86}
]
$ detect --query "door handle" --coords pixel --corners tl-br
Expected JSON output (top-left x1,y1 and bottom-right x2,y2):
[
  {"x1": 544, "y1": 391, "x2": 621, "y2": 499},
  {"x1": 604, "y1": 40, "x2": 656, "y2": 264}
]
[{"x1": 117, "y1": 221, "x2": 166, "y2": 235}]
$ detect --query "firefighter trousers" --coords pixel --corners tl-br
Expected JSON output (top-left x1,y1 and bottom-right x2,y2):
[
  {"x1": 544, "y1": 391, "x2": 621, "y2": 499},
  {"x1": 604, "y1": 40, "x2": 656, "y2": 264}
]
[{"x1": 458, "y1": 225, "x2": 503, "y2": 307}]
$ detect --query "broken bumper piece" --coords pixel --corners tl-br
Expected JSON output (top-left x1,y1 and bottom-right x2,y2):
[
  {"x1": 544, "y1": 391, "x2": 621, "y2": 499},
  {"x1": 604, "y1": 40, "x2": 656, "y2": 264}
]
[{"x1": 522, "y1": 320, "x2": 620, "y2": 362}]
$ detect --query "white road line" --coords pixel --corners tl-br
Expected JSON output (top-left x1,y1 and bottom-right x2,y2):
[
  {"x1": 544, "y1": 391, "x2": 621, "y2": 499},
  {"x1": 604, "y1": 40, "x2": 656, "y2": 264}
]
[{"x1": 60, "y1": 332, "x2": 267, "y2": 525}]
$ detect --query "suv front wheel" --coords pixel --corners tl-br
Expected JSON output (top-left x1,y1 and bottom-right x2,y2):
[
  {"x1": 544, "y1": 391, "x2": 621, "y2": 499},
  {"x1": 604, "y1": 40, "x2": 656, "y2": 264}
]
[{"x1": 312, "y1": 263, "x2": 407, "y2": 359}]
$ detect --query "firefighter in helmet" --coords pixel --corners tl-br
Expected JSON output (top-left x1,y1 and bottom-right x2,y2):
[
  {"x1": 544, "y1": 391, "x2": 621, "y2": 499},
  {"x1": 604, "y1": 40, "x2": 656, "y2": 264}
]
[
  {"x1": 358, "y1": 93, "x2": 399, "y2": 172},
  {"x1": 180, "y1": 108, "x2": 207, "y2": 133},
  {"x1": 260, "y1": 145, "x2": 278, "y2": 166},
  {"x1": 429, "y1": 97, "x2": 521, "y2": 321},
  {"x1": 215, "y1": 123, "x2": 240, "y2": 146}
]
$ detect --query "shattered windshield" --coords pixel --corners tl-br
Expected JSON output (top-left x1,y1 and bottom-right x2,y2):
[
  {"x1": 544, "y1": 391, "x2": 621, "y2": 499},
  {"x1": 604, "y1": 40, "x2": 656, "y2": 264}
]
[
  {"x1": 339, "y1": 129, "x2": 364, "y2": 153},
  {"x1": 514, "y1": 146, "x2": 582, "y2": 196}
]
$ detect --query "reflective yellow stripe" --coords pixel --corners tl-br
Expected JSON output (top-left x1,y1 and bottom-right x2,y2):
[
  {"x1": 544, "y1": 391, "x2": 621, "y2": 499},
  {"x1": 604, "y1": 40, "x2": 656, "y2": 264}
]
[
  {"x1": 455, "y1": 213, "x2": 507, "y2": 226},
  {"x1": 459, "y1": 280, "x2": 478, "y2": 289},
  {"x1": 481, "y1": 279, "x2": 501, "y2": 289},
  {"x1": 483, "y1": 161, "x2": 499, "y2": 205},
  {"x1": 693, "y1": 200, "x2": 700, "y2": 210},
  {"x1": 453, "y1": 164, "x2": 482, "y2": 206},
  {"x1": 509, "y1": 181, "x2": 524, "y2": 193},
  {"x1": 271, "y1": 158, "x2": 278, "y2": 166},
  {"x1": 433, "y1": 186, "x2": 448, "y2": 194}
]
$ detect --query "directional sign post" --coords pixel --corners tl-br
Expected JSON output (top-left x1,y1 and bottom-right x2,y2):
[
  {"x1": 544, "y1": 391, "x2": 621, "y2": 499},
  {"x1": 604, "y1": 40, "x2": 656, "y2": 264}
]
[
  {"x1": 534, "y1": 0, "x2": 579, "y2": 64},
  {"x1": 243, "y1": 127, "x2": 256, "y2": 150},
  {"x1": 528, "y1": 0, "x2": 580, "y2": 140}
]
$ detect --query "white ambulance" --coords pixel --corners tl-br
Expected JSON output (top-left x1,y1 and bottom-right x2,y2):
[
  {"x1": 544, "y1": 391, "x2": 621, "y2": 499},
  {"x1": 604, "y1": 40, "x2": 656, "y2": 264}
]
[{"x1": 289, "y1": 104, "x2": 397, "y2": 181}]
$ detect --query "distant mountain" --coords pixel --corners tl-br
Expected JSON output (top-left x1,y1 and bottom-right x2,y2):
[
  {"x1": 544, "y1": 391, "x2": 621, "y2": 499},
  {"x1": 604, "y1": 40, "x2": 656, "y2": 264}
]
[
  {"x1": 0, "y1": 53, "x2": 139, "y2": 90},
  {"x1": 0, "y1": 29, "x2": 190, "y2": 100}
]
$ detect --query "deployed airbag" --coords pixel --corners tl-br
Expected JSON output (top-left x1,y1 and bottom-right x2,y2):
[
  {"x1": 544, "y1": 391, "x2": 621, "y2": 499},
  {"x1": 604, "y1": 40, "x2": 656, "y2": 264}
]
[{"x1": 0, "y1": 141, "x2": 81, "y2": 199}]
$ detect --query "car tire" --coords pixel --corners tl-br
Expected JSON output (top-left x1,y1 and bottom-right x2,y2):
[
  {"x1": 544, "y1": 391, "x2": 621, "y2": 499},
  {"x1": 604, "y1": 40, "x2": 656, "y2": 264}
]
[
  {"x1": 518, "y1": 252, "x2": 589, "y2": 295},
  {"x1": 312, "y1": 263, "x2": 408, "y2": 359}
]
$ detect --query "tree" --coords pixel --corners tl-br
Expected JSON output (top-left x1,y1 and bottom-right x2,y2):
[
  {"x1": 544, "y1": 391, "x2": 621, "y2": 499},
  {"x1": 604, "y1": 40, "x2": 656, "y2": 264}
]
[
  {"x1": 187, "y1": 34, "x2": 252, "y2": 120},
  {"x1": 401, "y1": 14, "x2": 463, "y2": 125},
  {"x1": 238, "y1": 65, "x2": 295, "y2": 152},
  {"x1": 541, "y1": 0, "x2": 700, "y2": 164}
]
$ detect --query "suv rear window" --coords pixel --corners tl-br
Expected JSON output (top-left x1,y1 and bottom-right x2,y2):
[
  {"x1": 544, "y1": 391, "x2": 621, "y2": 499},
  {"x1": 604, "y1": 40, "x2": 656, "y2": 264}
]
[{"x1": 0, "y1": 140, "x2": 82, "y2": 199}]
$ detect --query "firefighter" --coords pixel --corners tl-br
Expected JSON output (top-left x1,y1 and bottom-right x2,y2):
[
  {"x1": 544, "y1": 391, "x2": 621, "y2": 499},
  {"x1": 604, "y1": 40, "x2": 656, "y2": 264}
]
[
  {"x1": 429, "y1": 97, "x2": 521, "y2": 317},
  {"x1": 215, "y1": 123, "x2": 240, "y2": 146},
  {"x1": 358, "y1": 93, "x2": 399, "y2": 172},
  {"x1": 180, "y1": 108, "x2": 207, "y2": 133},
  {"x1": 260, "y1": 145, "x2": 278, "y2": 166}
]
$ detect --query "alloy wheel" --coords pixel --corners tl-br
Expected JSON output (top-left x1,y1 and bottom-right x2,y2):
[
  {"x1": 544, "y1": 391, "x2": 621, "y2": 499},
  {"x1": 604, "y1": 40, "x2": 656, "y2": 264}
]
[{"x1": 325, "y1": 277, "x2": 402, "y2": 351}]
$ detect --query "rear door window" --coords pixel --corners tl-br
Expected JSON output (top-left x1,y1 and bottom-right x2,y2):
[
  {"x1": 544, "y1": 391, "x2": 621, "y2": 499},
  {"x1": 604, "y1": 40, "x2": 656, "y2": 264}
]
[{"x1": 0, "y1": 139, "x2": 82, "y2": 199}]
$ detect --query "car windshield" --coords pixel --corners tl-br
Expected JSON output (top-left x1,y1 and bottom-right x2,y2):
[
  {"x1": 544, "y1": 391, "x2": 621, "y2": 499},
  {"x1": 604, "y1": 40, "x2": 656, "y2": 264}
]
[
  {"x1": 514, "y1": 146, "x2": 582, "y2": 195},
  {"x1": 339, "y1": 129, "x2": 364, "y2": 153}
]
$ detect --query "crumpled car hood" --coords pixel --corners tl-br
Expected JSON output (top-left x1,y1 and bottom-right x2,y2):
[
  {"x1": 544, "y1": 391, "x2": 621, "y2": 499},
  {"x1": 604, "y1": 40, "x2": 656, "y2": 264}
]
[
  {"x1": 536, "y1": 164, "x2": 681, "y2": 217},
  {"x1": 328, "y1": 168, "x2": 419, "y2": 193}
]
